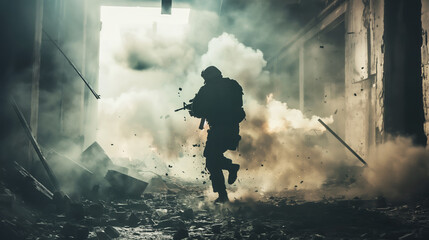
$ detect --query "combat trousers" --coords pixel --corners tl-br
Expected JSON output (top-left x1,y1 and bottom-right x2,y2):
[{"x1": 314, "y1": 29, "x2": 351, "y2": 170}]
[{"x1": 203, "y1": 124, "x2": 240, "y2": 193}]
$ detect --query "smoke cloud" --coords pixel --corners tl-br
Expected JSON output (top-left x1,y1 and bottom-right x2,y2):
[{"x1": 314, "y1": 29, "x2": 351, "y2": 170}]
[
  {"x1": 97, "y1": 5, "x2": 429, "y2": 203},
  {"x1": 362, "y1": 137, "x2": 429, "y2": 201}
]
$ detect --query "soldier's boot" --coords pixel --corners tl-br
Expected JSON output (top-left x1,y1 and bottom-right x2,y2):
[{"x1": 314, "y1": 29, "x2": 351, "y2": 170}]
[
  {"x1": 227, "y1": 164, "x2": 240, "y2": 184},
  {"x1": 214, "y1": 190, "x2": 229, "y2": 203}
]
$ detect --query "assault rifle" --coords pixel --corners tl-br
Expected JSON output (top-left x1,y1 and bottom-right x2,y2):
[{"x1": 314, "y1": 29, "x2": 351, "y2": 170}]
[{"x1": 175, "y1": 101, "x2": 205, "y2": 130}]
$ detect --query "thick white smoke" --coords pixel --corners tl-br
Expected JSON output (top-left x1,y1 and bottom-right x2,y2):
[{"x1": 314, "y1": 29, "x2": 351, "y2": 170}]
[{"x1": 98, "y1": 11, "x2": 340, "y2": 192}]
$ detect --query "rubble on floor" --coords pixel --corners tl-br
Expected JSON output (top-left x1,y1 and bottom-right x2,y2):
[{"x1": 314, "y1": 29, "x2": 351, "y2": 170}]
[
  {"x1": 1, "y1": 179, "x2": 429, "y2": 240},
  {"x1": 1, "y1": 145, "x2": 428, "y2": 239}
]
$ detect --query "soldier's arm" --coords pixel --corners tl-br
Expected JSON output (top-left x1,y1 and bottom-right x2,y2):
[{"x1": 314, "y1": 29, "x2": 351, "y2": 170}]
[{"x1": 190, "y1": 87, "x2": 207, "y2": 118}]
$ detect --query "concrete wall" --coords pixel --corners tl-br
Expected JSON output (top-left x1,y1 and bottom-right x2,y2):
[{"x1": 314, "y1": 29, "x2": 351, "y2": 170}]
[
  {"x1": 422, "y1": 0, "x2": 429, "y2": 145},
  {"x1": 344, "y1": 0, "x2": 384, "y2": 159}
]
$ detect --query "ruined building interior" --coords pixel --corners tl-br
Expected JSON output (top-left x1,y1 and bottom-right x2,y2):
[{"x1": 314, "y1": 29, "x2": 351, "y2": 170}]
[{"x1": 1, "y1": 0, "x2": 429, "y2": 239}]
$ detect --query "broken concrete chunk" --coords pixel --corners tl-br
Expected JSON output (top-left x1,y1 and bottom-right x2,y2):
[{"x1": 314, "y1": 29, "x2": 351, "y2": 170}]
[
  {"x1": 45, "y1": 151, "x2": 97, "y2": 196},
  {"x1": 105, "y1": 170, "x2": 148, "y2": 198},
  {"x1": 80, "y1": 142, "x2": 116, "y2": 177},
  {"x1": 145, "y1": 177, "x2": 169, "y2": 193}
]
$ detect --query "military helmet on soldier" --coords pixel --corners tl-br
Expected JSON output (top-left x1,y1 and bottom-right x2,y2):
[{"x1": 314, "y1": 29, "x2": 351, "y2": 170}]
[{"x1": 201, "y1": 66, "x2": 222, "y2": 82}]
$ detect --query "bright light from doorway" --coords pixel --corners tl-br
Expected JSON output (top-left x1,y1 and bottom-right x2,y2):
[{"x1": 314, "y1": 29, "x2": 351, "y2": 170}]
[{"x1": 98, "y1": 6, "x2": 190, "y2": 159}]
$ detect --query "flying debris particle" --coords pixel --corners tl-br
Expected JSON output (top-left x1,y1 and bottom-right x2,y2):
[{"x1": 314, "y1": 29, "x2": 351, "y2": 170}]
[
  {"x1": 134, "y1": 134, "x2": 137, "y2": 136},
  {"x1": 182, "y1": 171, "x2": 185, "y2": 173},
  {"x1": 300, "y1": 181, "x2": 304, "y2": 184},
  {"x1": 334, "y1": 109, "x2": 338, "y2": 114},
  {"x1": 297, "y1": 155, "x2": 299, "y2": 157},
  {"x1": 261, "y1": 164, "x2": 264, "y2": 167},
  {"x1": 201, "y1": 171, "x2": 205, "y2": 174},
  {"x1": 160, "y1": 116, "x2": 163, "y2": 119},
  {"x1": 361, "y1": 88, "x2": 364, "y2": 91},
  {"x1": 354, "y1": 93, "x2": 357, "y2": 96},
  {"x1": 361, "y1": 66, "x2": 364, "y2": 69},
  {"x1": 165, "y1": 115, "x2": 170, "y2": 119},
  {"x1": 165, "y1": 173, "x2": 168, "y2": 176},
  {"x1": 294, "y1": 185, "x2": 298, "y2": 188},
  {"x1": 246, "y1": 168, "x2": 248, "y2": 171},
  {"x1": 255, "y1": 190, "x2": 258, "y2": 192},
  {"x1": 168, "y1": 165, "x2": 173, "y2": 168},
  {"x1": 111, "y1": 144, "x2": 114, "y2": 146},
  {"x1": 320, "y1": 45, "x2": 324, "y2": 48},
  {"x1": 203, "y1": 181, "x2": 206, "y2": 184},
  {"x1": 179, "y1": 87, "x2": 182, "y2": 91},
  {"x1": 192, "y1": 155, "x2": 196, "y2": 157},
  {"x1": 184, "y1": 117, "x2": 186, "y2": 121}
]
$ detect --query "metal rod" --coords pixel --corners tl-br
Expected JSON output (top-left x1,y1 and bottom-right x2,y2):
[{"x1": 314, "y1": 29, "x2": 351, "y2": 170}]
[
  {"x1": 10, "y1": 97, "x2": 61, "y2": 191},
  {"x1": 318, "y1": 119, "x2": 368, "y2": 166},
  {"x1": 42, "y1": 29, "x2": 100, "y2": 99}
]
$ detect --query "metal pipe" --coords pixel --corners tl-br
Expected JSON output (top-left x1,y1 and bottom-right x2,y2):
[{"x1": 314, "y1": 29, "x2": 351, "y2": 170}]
[
  {"x1": 43, "y1": 29, "x2": 100, "y2": 99},
  {"x1": 318, "y1": 119, "x2": 368, "y2": 166}
]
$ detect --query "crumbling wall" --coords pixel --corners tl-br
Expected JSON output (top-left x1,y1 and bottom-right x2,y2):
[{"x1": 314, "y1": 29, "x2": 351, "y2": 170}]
[
  {"x1": 422, "y1": 0, "x2": 429, "y2": 145},
  {"x1": 38, "y1": 0, "x2": 100, "y2": 155},
  {"x1": 344, "y1": 0, "x2": 384, "y2": 159}
]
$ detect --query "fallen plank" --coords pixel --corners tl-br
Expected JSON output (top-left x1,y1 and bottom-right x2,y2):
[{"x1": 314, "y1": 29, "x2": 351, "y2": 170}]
[{"x1": 11, "y1": 161, "x2": 53, "y2": 205}]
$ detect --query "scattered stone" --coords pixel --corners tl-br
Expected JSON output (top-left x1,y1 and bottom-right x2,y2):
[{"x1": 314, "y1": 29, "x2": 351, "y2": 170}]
[
  {"x1": 173, "y1": 228, "x2": 188, "y2": 240},
  {"x1": 96, "y1": 230, "x2": 112, "y2": 240},
  {"x1": 67, "y1": 203, "x2": 85, "y2": 220},
  {"x1": 212, "y1": 224, "x2": 222, "y2": 234},
  {"x1": 104, "y1": 226, "x2": 120, "y2": 238},
  {"x1": 128, "y1": 212, "x2": 140, "y2": 227},
  {"x1": 114, "y1": 211, "x2": 127, "y2": 223},
  {"x1": 156, "y1": 217, "x2": 186, "y2": 229},
  {"x1": 181, "y1": 208, "x2": 194, "y2": 220},
  {"x1": 398, "y1": 232, "x2": 415, "y2": 240},
  {"x1": 88, "y1": 202, "x2": 104, "y2": 218},
  {"x1": 312, "y1": 233, "x2": 326, "y2": 239},
  {"x1": 61, "y1": 223, "x2": 89, "y2": 239},
  {"x1": 375, "y1": 196, "x2": 387, "y2": 208}
]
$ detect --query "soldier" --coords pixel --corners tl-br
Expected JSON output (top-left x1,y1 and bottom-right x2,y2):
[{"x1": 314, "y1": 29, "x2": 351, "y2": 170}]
[{"x1": 189, "y1": 66, "x2": 246, "y2": 203}]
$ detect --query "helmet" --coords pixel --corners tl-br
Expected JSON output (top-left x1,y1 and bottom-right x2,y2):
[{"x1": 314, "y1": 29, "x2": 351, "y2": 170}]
[{"x1": 201, "y1": 66, "x2": 222, "y2": 81}]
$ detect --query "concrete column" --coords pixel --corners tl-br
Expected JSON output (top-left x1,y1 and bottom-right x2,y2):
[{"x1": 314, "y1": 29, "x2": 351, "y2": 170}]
[{"x1": 299, "y1": 46, "x2": 304, "y2": 112}]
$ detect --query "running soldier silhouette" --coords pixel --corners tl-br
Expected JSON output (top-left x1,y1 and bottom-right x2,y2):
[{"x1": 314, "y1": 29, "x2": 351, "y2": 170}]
[{"x1": 190, "y1": 66, "x2": 245, "y2": 203}]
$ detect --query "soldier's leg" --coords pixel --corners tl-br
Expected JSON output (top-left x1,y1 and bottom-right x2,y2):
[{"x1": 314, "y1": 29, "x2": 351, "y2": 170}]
[
  {"x1": 204, "y1": 131, "x2": 227, "y2": 194},
  {"x1": 205, "y1": 157, "x2": 226, "y2": 193}
]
